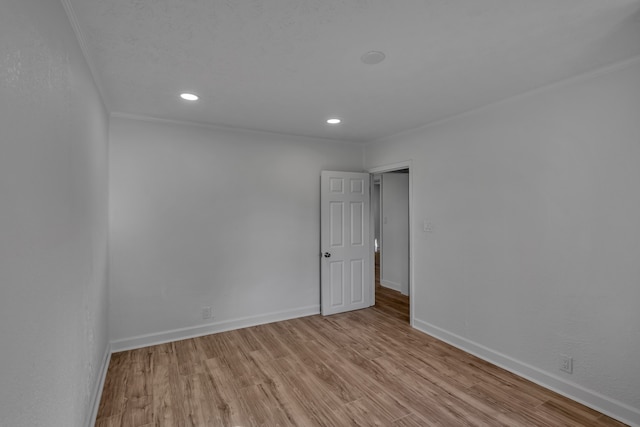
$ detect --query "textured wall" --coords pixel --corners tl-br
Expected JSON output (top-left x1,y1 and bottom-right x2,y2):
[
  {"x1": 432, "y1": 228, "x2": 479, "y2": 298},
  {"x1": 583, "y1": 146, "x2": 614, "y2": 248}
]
[
  {"x1": 108, "y1": 117, "x2": 363, "y2": 344},
  {"x1": 0, "y1": 1, "x2": 109, "y2": 426},
  {"x1": 365, "y1": 59, "x2": 640, "y2": 422}
]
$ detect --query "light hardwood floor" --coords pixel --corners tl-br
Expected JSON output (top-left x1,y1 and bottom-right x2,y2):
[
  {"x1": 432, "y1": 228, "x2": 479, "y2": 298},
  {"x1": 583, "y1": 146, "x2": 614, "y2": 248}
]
[
  {"x1": 374, "y1": 251, "x2": 409, "y2": 323},
  {"x1": 97, "y1": 255, "x2": 624, "y2": 426},
  {"x1": 97, "y1": 299, "x2": 627, "y2": 426}
]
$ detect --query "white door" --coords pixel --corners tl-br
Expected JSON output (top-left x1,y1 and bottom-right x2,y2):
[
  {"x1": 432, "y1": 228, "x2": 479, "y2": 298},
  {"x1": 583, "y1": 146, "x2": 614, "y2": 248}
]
[{"x1": 321, "y1": 171, "x2": 371, "y2": 315}]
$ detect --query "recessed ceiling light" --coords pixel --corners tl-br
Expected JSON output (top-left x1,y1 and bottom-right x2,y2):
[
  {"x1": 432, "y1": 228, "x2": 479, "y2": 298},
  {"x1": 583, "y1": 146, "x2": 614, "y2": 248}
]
[
  {"x1": 361, "y1": 51, "x2": 386, "y2": 65},
  {"x1": 180, "y1": 93, "x2": 199, "y2": 101},
  {"x1": 326, "y1": 118, "x2": 342, "y2": 125}
]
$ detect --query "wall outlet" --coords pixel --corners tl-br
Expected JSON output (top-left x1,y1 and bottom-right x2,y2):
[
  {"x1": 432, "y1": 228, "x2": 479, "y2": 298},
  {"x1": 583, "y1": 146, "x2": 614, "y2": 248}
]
[
  {"x1": 202, "y1": 306, "x2": 212, "y2": 320},
  {"x1": 560, "y1": 354, "x2": 573, "y2": 374}
]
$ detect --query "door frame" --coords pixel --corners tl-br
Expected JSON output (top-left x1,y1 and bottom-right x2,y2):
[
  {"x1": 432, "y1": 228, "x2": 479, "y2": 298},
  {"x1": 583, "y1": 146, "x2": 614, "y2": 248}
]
[{"x1": 367, "y1": 160, "x2": 414, "y2": 326}]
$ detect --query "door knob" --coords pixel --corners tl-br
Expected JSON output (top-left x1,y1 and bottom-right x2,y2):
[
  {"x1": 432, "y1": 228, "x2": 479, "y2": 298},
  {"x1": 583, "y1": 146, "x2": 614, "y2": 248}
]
[{"x1": 323, "y1": 252, "x2": 331, "y2": 258}]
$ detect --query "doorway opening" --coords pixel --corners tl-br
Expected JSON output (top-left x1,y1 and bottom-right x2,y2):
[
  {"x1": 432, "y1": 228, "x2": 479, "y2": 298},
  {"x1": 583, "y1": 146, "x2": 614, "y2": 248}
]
[{"x1": 369, "y1": 162, "x2": 412, "y2": 324}]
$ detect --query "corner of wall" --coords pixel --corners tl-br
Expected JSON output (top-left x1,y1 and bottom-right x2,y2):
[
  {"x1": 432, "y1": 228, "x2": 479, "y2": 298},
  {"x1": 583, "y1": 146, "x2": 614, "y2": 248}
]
[{"x1": 86, "y1": 344, "x2": 112, "y2": 427}]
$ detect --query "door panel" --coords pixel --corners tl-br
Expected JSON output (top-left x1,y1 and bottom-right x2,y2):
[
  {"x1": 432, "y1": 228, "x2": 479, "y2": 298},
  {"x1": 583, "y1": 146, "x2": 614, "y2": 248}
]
[
  {"x1": 350, "y1": 259, "x2": 364, "y2": 303},
  {"x1": 330, "y1": 261, "x2": 344, "y2": 307},
  {"x1": 330, "y1": 202, "x2": 344, "y2": 247},
  {"x1": 350, "y1": 202, "x2": 364, "y2": 246},
  {"x1": 321, "y1": 171, "x2": 371, "y2": 315}
]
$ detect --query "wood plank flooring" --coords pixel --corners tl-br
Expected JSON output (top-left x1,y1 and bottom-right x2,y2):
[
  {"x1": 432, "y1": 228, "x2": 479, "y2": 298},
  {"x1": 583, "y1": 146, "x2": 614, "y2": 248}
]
[
  {"x1": 374, "y1": 251, "x2": 410, "y2": 323},
  {"x1": 374, "y1": 283, "x2": 409, "y2": 323},
  {"x1": 96, "y1": 306, "x2": 627, "y2": 425}
]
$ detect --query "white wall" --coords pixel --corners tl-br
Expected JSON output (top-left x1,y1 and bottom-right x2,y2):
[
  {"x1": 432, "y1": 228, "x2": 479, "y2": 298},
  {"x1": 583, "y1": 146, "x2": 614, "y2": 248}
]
[
  {"x1": 381, "y1": 173, "x2": 410, "y2": 295},
  {"x1": 109, "y1": 116, "x2": 363, "y2": 346},
  {"x1": 364, "y1": 59, "x2": 640, "y2": 424},
  {"x1": 0, "y1": 1, "x2": 109, "y2": 426}
]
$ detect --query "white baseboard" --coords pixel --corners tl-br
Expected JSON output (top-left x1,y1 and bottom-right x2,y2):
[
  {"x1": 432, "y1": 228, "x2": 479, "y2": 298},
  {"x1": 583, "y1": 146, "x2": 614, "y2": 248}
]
[
  {"x1": 110, "y1": 305, "x2": 320, "y2": 353},
  {"x1": 87, "y1": 343, "x2": 111, "y2": 427},
  {"x1": 413, "y1": 318, "x2": 640, "y2": 427},
  {"x1": 380, "y1": 280, "x2": 402, "y2": 292}
]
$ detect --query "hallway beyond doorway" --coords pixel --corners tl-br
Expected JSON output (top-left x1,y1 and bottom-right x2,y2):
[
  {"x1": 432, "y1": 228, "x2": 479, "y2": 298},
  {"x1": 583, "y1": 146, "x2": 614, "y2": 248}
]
[{"x1": 374, "y1": 252, "x2": 409, "y2": 323}]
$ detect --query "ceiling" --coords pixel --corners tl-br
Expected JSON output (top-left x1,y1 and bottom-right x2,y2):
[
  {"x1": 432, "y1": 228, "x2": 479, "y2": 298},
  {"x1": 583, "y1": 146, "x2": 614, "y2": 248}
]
[{"x1": 67, "y1": 0, "x2": 640, "y2": 143}]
